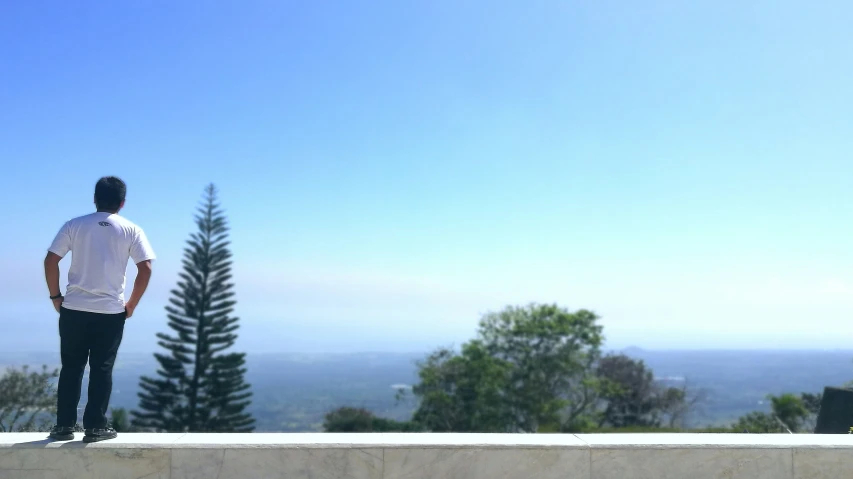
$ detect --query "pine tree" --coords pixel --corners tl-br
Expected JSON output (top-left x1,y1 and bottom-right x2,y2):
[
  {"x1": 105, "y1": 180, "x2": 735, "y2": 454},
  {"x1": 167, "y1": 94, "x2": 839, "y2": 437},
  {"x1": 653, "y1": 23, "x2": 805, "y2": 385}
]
[{"x1": 133, "y1": 184, "x2": 254, "y2": 432}]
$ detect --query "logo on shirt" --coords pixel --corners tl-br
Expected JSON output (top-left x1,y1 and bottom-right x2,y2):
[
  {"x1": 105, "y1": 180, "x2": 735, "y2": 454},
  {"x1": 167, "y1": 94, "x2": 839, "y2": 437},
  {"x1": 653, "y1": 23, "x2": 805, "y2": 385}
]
[{"x1": 98, "y1": 221, "x2": 112, "y2": 227}]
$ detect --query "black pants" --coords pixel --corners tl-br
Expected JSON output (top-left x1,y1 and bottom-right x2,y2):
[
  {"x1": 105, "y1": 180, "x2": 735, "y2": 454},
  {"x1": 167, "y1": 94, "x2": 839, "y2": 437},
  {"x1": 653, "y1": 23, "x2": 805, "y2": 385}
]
[{"x1": 57, "y1": 307, "x2": 126, "y2": 429}]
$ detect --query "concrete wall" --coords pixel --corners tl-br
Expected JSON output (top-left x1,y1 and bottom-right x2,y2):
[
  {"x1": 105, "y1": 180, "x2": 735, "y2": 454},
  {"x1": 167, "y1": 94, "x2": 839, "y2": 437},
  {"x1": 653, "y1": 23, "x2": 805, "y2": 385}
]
[{"x1": 2, "y1": 433, "x2": 852, "y2": 479}]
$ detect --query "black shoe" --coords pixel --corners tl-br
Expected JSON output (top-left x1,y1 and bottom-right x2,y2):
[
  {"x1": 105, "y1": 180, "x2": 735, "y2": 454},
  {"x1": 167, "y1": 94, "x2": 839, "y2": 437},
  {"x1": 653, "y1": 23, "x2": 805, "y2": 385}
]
[
  {"x1": 48, "y1": 425, "x2": 76, "y2": 441},
  {"x1": 83, "y1": 427, "x2": 118, "y2": 443}
]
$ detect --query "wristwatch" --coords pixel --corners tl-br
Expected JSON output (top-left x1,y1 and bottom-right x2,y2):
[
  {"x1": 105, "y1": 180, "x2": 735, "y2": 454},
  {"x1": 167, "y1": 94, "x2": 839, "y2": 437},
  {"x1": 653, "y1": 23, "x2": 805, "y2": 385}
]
[{"x1": 50, "y1": 293, "x2": 63, "y2": 300}]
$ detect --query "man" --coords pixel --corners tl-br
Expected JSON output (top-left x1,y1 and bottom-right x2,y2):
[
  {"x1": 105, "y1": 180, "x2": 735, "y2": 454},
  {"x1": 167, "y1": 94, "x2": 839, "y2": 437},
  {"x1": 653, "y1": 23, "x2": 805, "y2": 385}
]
[{"x1": 44, "y1": 176, "x2": 155, "y2": 442}]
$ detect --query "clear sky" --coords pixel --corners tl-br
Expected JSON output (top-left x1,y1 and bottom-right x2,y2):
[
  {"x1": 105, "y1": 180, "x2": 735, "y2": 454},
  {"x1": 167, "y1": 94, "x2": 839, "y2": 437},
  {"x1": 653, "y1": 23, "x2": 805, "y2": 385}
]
[{"x1": 2, "y1": 1, "x2": 852, "y2": 353}]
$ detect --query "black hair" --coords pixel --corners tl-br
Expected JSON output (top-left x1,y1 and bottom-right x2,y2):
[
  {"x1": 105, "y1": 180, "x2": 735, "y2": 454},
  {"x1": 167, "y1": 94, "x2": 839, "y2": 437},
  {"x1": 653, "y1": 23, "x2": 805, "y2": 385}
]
[{"x1": 94, "y1": 176, "x2": 127, "y2": 212}]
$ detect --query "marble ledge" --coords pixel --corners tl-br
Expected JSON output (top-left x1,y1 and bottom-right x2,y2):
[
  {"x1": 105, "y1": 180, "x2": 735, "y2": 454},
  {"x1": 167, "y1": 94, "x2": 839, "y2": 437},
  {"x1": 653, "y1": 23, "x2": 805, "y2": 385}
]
[
  {"x1": 2, "y1": 433, "x2": 853, "y2": 479},
  {"x1": 2, "y1": 432, "x2": 853, "y2": 449}
]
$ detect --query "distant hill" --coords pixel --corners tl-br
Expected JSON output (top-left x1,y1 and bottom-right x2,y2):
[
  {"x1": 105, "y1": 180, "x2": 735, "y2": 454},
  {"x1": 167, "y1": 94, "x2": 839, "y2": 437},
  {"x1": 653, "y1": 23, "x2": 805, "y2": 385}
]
[{"x1": 3, "y1": 349, "x2": 850, "y2": 431}]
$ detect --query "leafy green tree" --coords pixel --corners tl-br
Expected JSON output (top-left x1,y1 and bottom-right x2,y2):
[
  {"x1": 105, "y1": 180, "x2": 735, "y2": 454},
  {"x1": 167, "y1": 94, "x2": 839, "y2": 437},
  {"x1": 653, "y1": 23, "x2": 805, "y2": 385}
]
[
  {"x1": 732, "y1": 393, "x2": 812, "y2": 433},
  {"x1": 133, "y1": 184, "x2": 254, "y2": 432},
  {"x1": 595, "y1": 354, "x2": 688, "y2": 429},
  {"x1": 732, "y1": 411, "x2": 786, "y2": 433},
  {"x1": 479, "y1": 304, "x2": 603, "y2": 432},
  {"x1": 0, "y1": 366, "x2": 58, "y2": 432},
  {"x1": 324, "y1": 407, "x2": 373, "y2": 432},
  {"x1": 658, "y1": 384, "x2": 703, "y2": 429},
  {"x1": 323, "y1": 407, "x2": 424, "y2": 432},
  {"x1": 412, "y1": 341, "x2": 513, "y2": 432},
  {"x1": 412, "y1": 304, "x2": 604, "y2": 432},
  {"x1": 769, "y1": 393, "x2": 809, "y2": 432}
]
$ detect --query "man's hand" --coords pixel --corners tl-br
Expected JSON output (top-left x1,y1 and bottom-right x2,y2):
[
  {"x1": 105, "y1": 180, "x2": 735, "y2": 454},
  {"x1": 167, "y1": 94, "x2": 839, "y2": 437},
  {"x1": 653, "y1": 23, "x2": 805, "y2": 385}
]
[
  {"x1": 124, "y1": 260, "x2": 152, "y2": 320},
  {"x1": 52, "y1": 297, "x2": 63, "y2": 313}
]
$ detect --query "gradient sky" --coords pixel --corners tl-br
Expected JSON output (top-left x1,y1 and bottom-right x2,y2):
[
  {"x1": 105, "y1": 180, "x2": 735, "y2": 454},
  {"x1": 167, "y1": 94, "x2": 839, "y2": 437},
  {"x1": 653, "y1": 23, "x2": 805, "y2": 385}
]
[{"x1": 2, "y1": 1, "x2": 852, "y2": 353}]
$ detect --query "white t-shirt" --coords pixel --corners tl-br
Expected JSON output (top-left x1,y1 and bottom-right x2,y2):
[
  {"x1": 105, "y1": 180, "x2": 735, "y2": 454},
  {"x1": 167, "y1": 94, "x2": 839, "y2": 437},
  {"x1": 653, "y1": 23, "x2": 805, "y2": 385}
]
[{"x1": 48, "y1": 212, "x2": 156, "y2": 314}]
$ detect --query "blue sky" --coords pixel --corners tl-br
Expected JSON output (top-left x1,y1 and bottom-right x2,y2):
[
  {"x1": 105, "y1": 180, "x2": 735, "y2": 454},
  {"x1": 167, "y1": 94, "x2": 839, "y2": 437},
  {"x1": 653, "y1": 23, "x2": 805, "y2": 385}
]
[{"x1": 2, "y1": 0, "x2": 852, "y2": 352}]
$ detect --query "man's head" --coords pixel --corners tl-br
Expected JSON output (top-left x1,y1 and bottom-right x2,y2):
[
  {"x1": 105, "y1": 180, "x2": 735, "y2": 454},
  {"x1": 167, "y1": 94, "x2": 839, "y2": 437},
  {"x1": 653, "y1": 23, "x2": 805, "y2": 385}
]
[{"x1": 94, "y1": 176, "x2": 127, "y2": 213}]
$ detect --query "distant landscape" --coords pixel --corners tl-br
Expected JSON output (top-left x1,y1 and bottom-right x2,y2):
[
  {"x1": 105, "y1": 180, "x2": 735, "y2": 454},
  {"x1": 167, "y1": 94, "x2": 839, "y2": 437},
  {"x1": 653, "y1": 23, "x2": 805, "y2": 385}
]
[{"x1": 2, "y1": 349, "x2": 850, "y2": 432}]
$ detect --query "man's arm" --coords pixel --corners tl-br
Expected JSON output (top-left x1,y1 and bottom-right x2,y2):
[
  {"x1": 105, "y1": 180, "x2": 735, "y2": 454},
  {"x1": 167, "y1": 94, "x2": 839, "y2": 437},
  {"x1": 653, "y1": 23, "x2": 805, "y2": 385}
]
[
  {"x1": 125, "y1": 260, "x2": 152, "y2": 319},
  {"x1": 44, "y1": 252, "x2": 63, "y2": 313}
]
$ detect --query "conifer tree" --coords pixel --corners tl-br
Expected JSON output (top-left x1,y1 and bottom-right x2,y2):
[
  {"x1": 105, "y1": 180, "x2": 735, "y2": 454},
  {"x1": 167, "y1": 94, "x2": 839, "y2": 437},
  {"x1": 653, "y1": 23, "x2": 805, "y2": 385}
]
[{"x1": 133, "y1": 184, "x2": 254, "y2": 432}]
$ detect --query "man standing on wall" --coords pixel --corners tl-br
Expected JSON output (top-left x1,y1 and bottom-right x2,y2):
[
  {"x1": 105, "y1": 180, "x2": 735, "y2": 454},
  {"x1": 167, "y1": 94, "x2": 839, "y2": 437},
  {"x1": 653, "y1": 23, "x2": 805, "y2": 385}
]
[{"x1": 44, "y1": 176, "x2": 155, "y2": 442}]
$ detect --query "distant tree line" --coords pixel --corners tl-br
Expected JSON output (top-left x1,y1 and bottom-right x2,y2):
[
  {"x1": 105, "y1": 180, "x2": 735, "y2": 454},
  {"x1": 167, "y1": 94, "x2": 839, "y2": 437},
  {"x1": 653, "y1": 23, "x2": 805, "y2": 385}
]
[
  {"x1": 324, "y1": 303, "x2": 849, "y2": 434},
  {"x1": 325, "y1": 304, "x2": 710, "y2": 433},
  {"x1": 323, "y1": 407, "x2": 425, "y2": 432}
]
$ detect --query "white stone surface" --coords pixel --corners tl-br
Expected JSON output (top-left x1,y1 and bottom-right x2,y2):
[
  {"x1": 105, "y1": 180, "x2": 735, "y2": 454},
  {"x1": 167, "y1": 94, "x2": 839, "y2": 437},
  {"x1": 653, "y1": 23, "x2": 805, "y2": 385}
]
[
  {"x1": 383, "y1": 447, "x2": 590, "y2": 479},
  {"x1": 576, "y1": 433, "x2": 853, "y2": 448},
  {"x1": 172, "y1": 432, "x2": 589, "y2": 448},
  {"x1": 171, "y1": 447, "x2": 384, "y2": 479},
  {"x1": 0, "y1": 446, "x2": 170, "y2": 479},
  {"x1": 793, "y1": 447, "x2": 853, "y2": 479},
  {"x1": 0, "y1": 432, "x2": 187, "y2": 447},
  {"x1": 2, "y1": 433, "x2": 853, "y2": 479},
  {"x1": 589, "y1": 446, "x2": 793, "y2": 479}
]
